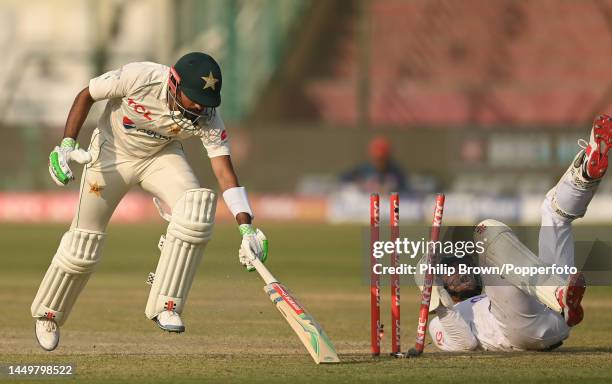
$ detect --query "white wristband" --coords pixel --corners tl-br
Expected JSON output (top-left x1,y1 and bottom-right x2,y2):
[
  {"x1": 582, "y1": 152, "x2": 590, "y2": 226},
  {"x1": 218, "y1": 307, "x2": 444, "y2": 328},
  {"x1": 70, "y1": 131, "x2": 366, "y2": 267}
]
[{"x1": 222, "y1": 186, "x2": 254, "y2": 219}]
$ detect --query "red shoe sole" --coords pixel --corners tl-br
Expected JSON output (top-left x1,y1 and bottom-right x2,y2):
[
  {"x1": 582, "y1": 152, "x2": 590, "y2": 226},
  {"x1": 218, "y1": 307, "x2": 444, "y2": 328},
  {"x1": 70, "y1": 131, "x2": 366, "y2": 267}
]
[
  {"x1": 564, "y1": 272, "x2": 586, "y2": 327},
  {"x1": 586, "y1": 115, "x2": 612, "y2": 179}
]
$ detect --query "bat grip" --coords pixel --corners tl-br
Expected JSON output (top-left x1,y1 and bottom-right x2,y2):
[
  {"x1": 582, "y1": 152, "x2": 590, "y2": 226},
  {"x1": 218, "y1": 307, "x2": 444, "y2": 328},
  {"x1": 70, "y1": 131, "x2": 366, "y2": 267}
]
[{"x1": 250, "y1": 257, "x2": 278, "y2": 285}]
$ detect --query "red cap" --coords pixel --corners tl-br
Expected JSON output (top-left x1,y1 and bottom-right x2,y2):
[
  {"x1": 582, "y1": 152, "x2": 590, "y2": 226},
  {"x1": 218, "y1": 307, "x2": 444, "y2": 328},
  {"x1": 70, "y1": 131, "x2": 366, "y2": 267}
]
[{"x1": 368, "y1": 137, "x2": 391, "y2": 159}]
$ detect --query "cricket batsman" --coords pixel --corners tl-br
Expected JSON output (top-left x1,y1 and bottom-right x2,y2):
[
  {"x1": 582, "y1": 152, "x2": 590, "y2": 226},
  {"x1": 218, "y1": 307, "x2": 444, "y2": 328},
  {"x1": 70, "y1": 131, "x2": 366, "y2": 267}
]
[
  {"x1": 420, "y1": 115, "x2": 611, "y2": 352},
  {"x1": 31, "y1": 52, "x2": 267, "y2": 351}
]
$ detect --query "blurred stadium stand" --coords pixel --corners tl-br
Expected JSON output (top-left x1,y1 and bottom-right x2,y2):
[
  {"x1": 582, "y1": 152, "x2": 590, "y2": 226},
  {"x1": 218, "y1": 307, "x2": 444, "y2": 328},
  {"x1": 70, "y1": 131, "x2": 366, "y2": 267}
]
[
  {"x1": 288, "y1": 0, "x2": 612, "y2": 127},
  {"x1": 3, "y1": 0, "x2": 612, "y2": 223}
]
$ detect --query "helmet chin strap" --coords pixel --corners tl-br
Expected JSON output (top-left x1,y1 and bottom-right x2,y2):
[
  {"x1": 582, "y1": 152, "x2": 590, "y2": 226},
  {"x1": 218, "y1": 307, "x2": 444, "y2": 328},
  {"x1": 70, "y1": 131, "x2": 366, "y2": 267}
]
[{"x1": 166, "y1": 87, "x2": 216, "y2": 132}]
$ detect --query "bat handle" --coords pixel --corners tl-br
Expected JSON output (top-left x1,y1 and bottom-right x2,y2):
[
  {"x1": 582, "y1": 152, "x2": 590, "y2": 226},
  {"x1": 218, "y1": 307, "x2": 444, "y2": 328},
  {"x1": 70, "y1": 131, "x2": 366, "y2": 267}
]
[{"x1": 250, "y1": 256, "x2": 278, "y2": 285}]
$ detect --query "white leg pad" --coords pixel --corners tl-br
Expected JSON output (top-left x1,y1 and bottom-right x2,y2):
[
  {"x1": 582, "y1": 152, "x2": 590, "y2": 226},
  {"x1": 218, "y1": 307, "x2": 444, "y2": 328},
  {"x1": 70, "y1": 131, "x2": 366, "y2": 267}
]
[
  {"x1": 474, "y1": 219, "x2": 565, "y2": 313},
  {"x1": 550, "y1": 152, "x2": 600, "y2": 219},
  {"x1": 145, "y1": 188, "x2": 217, "y2": 319},
  {"x1": 31, "y1": 229, "x2": 105, "y2": 326}
]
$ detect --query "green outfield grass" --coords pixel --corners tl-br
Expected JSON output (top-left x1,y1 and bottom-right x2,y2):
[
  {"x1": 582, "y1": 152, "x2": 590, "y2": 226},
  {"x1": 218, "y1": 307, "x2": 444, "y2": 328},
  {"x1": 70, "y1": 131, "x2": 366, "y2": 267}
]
[{"x1": 1, "y1": 223, "x2": 611, "y2": 383}]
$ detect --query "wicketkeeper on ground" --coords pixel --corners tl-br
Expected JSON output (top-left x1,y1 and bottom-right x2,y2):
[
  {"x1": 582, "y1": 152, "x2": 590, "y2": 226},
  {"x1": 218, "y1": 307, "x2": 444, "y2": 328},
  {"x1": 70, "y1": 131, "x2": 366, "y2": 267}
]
[
  {"x1": 417, "y1": 115, "x2": 612, "y2": 352},
  {"x1": 32, "y1": 52, "x2": 267, "y2": 351}
]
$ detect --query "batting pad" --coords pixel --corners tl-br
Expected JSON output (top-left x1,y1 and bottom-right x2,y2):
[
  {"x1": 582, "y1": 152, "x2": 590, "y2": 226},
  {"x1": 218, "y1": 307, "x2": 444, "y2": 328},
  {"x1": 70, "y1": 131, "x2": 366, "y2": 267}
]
[
  {"x1": 474, "y1": 219, "x2": 565, "y2": 312},
  {"x1": 548, "y1": 154, "x2": 600, "y2": 221},
  {"x1": 31, "y1": 229, "x2": 105, "y2": 326},
  {"x1": 145, "y1": 188, "x2": 217, "y2": 318}
]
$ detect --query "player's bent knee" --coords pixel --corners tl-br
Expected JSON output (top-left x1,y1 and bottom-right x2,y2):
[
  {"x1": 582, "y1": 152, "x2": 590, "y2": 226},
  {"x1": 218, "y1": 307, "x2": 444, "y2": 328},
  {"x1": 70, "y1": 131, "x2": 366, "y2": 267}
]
[
  {"x1": 145, "y1": 188, "x2": 217, "y2": 319},
  {"x1": 31, "y1": 229, "x2": 106, "y2": 325},
  {"x1": 475, "y1": 219, "x2": 532, "y2": 269},
  {"x1": 474, "y1": 219, "x2": 565, "y2": 312},
  {"x1": 474, "y1": 219, "x2": 512, "y2": 248},
  {"x1": 167, "y1": 188, "x2": 216, "y2": 243}
]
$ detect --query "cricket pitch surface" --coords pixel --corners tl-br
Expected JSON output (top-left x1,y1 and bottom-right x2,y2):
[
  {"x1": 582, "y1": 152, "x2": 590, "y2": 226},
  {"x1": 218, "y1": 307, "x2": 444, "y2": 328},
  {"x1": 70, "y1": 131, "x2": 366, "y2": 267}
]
[{"x1": 2, "y1": 223, "x2": 611, "y2": 383}]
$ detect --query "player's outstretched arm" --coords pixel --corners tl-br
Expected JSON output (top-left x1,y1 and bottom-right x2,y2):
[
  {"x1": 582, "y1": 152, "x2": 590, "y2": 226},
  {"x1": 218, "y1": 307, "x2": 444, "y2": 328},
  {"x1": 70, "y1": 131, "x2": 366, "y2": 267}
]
[
  {"x1": 428, "y1": 286, "x2": 479, "y2": 352},
  {"x1": 211, "y1": 155, "x2": 268, "y2": 271},
  {"x1": 48, "y1": 87, "x2": 95, "y2": 186}
]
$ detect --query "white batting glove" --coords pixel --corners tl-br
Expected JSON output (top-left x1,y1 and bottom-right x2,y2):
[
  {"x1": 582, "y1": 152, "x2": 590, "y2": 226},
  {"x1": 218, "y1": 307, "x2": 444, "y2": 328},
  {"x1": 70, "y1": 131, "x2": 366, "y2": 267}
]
[
  {"x1": 238, "y1": 224, "x2": 268, "y2": 272},
  {"x1": 48, "y1": 138, "x2": 92, "y2": 186}
]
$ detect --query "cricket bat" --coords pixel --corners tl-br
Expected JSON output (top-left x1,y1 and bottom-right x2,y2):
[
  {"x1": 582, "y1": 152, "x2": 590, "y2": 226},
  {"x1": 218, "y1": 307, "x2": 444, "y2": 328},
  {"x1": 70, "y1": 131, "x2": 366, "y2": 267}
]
[
  {"x1": 151, "y1": 199, "x2": 338, "y2": 363},
  {"x1": 250, "y1": 257, "x2": 340, "y2": 364}
]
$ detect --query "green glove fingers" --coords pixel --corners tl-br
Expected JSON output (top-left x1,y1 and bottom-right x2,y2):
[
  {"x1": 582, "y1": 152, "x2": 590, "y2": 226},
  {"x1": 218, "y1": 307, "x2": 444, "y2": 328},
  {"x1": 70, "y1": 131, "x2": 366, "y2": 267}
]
[
  {"x1": 261, "y1": 238, "x2": 269, "y2": 263},
  {"x1": 49, "y1": 137, "x2": 80, "y2": 186},
  {"x1": 49, "y1": 150, "x2": 70, "y2": 185}
]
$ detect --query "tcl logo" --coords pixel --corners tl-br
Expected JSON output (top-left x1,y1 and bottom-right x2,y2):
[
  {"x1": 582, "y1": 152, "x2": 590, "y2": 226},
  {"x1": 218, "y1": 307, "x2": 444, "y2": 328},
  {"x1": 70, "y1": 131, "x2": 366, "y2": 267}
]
[{"x1": 127, "y1": 98, "x2": 153, "y2": 120}]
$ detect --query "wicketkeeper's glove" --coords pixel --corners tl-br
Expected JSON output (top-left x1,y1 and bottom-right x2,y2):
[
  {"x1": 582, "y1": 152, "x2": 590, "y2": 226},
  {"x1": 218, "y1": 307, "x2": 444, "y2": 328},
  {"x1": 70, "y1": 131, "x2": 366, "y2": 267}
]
[
  {"x1": 48, "y1": 138, "x2": 92, "y2": 186},
  {"x1": 436, "y1": 284, "x2": 456, "y2": 309},
  {"x1": 238, "y1": 224, "x2": 268, "y2": 272}
]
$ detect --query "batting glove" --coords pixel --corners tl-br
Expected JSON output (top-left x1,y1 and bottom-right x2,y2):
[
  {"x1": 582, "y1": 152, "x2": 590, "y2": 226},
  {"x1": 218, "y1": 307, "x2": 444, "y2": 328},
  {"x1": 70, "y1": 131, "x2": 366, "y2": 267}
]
[
  {"x1": 48, "y1": 138, "x2": 92, "y2": 186},
  {"x1": 239, "y1": 224, "x2": 268, "y2": 272}
]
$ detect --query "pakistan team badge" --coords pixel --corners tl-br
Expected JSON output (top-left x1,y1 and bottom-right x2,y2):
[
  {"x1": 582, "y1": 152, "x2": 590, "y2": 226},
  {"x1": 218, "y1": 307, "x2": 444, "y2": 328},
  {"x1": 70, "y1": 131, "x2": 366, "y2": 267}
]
[
  {"x1": 168, "y1": 124, "x2": 182, "y2": 135},
  {"x1": 201, "y1": 72, "x2": 219, "y2": 91},
  {"x1": 88, "y1": 181, "x2": 104, "y2": 197}
]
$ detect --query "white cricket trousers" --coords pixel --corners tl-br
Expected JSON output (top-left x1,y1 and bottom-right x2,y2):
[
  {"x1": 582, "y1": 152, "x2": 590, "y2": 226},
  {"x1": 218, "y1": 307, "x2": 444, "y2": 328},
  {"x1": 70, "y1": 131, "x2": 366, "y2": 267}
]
[
  {"x1": 73, "y1": 129, "x2": 201, "y2": 231},
  {"x1": 483, "y1": 165, "x2": 596, "y2": 350}
]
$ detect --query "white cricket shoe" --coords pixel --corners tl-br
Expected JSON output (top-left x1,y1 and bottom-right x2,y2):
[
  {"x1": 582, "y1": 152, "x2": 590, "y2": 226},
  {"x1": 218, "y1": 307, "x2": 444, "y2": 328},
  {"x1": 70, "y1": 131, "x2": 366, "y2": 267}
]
[
  {"x1": 154, "y1": 311, "x2": 185, "y2": 333},
  {"x1": 35, "y1": 318, "x2": 59, "y2": 351}
]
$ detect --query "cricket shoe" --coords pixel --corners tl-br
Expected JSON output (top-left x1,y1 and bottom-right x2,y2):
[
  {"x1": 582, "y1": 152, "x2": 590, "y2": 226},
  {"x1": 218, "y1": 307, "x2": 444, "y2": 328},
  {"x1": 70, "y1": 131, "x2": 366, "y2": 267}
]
[
  {"x1": 556, "y1": 272, "x2": 586, "y2": 327},
  {"x1": 580, "y1": 114, "x2": 612, "y2": 179},
  {"x1": 154, "y1": 311, "x2": 185, "y2": 333},
  {"x1": 35, "y1": 318, "x2": 59, "y2": 351}
]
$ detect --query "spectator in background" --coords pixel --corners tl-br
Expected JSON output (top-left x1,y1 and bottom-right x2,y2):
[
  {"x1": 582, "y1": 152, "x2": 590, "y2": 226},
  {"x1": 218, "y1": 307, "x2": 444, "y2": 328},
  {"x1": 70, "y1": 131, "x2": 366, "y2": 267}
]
[{"x1": 340, "y1": 137, "x2": 408, "y2": 194}]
